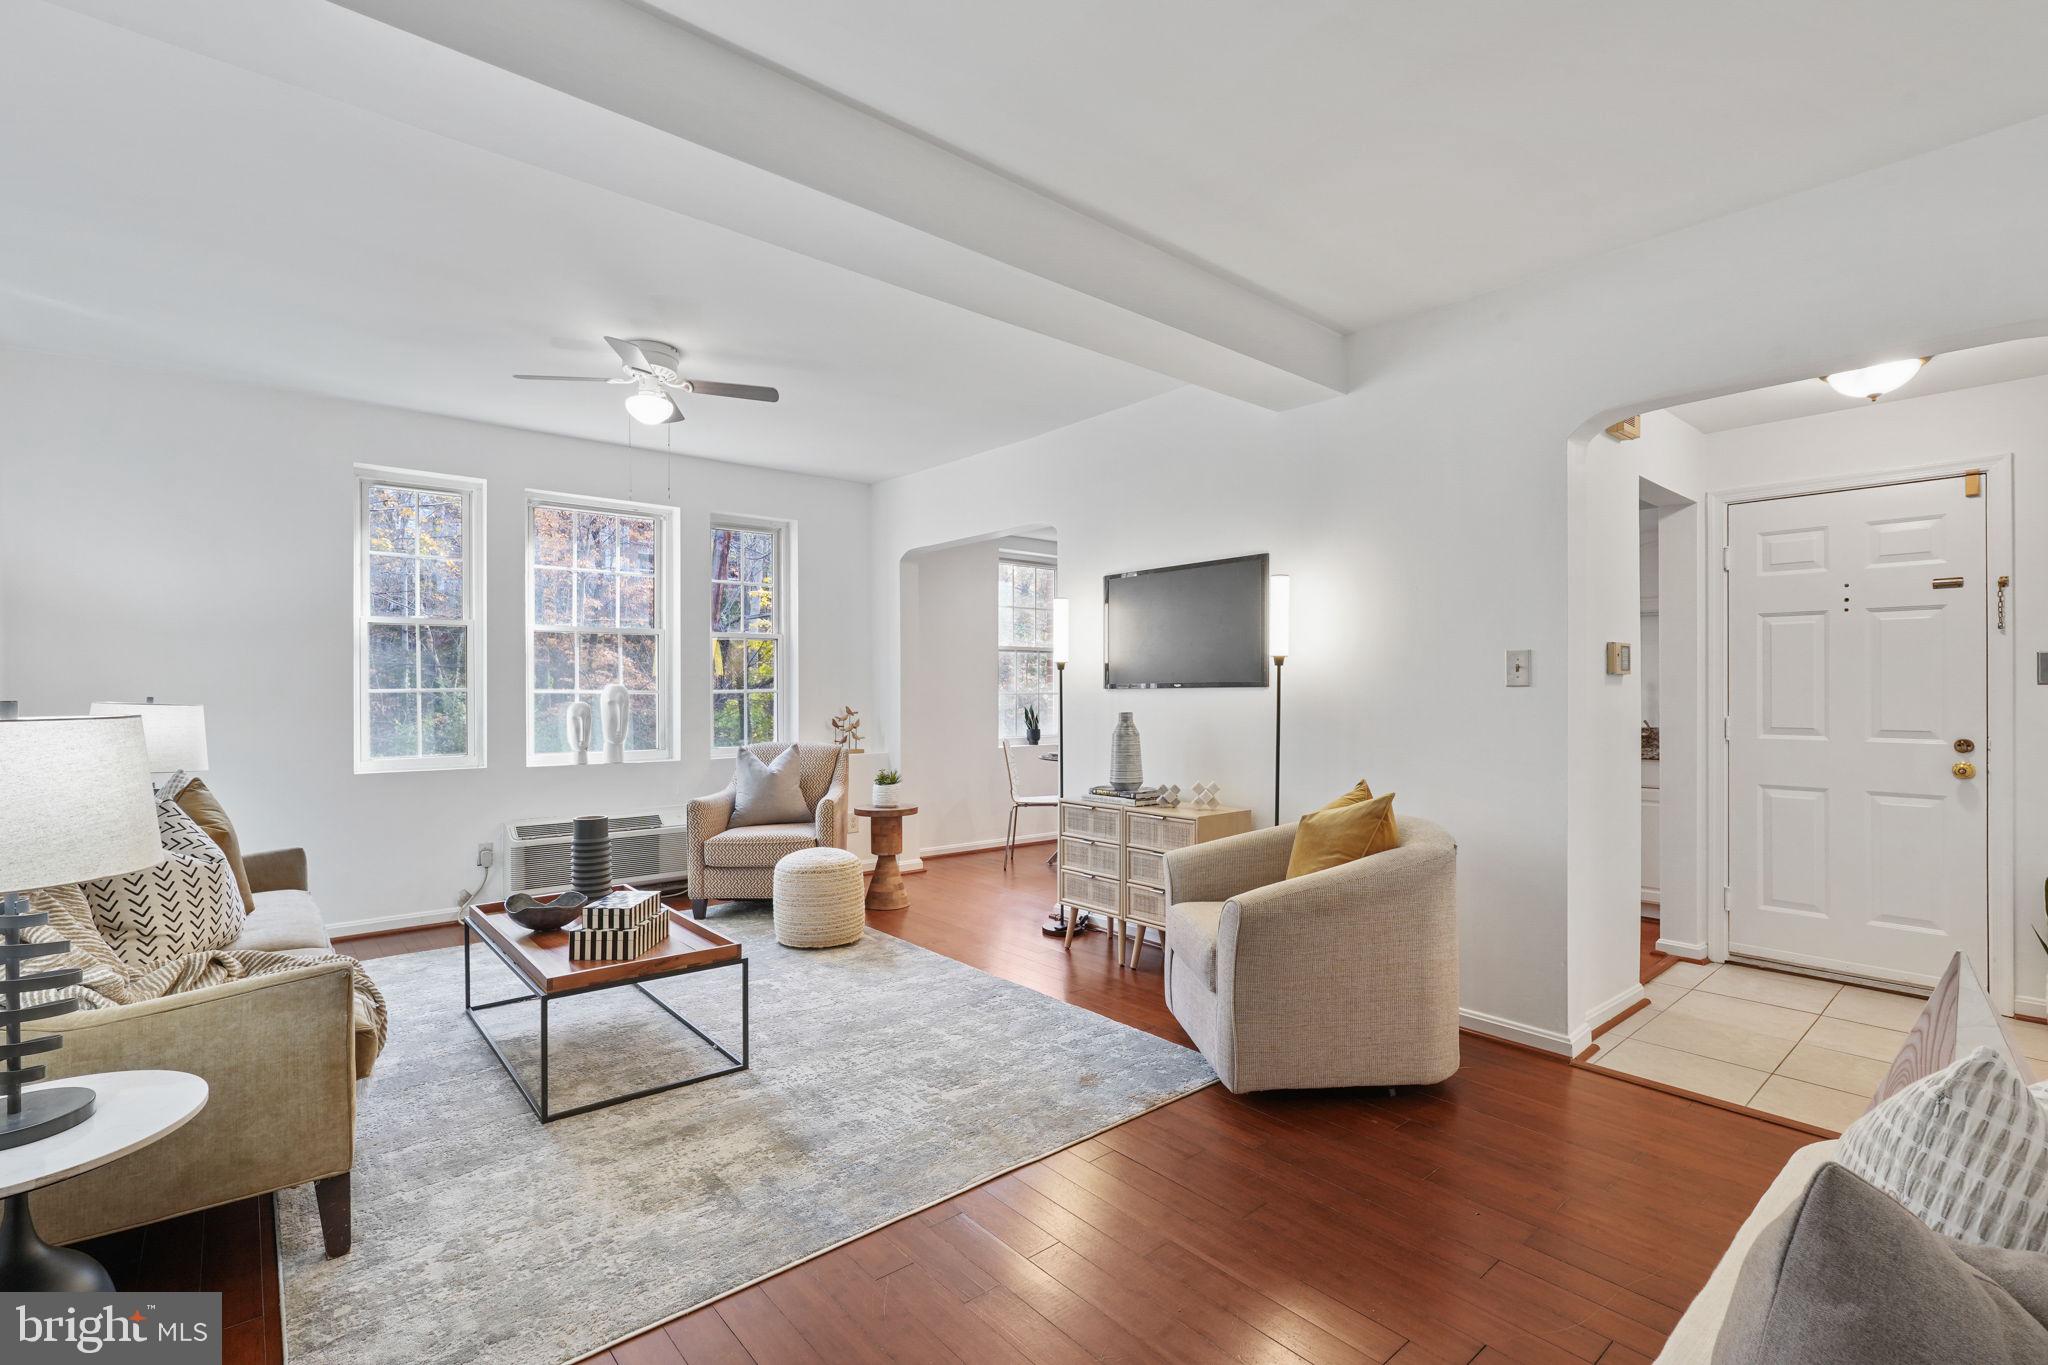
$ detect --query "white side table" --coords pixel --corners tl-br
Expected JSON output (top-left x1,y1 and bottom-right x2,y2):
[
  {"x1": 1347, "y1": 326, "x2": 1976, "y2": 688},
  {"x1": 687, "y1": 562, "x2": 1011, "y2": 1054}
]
[{"x1": 0, "y1": 1070, "x2": 208, "y2": 1290}]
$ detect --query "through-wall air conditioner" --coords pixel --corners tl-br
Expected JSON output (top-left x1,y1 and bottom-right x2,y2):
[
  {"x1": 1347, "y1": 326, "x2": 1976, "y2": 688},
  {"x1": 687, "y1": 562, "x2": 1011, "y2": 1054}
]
[{"x1": 503, "y1": 809, "x2": 689, "y2": 895}]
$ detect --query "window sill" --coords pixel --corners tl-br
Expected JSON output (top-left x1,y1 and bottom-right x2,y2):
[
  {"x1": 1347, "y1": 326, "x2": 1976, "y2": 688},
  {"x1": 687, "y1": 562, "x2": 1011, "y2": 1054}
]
[
  {"x1": 355, "y1": 755, "x2": 487, "y2": 776},
  {"x1": 527, "y1": 751, "x2": 679, "y2": 768}
]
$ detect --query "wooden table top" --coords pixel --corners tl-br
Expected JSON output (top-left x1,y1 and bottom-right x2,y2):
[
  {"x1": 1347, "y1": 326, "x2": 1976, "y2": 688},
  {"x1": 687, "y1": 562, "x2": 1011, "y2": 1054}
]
[
  {"x1": 464, "y1": 899, "x2": 742, "y2": 995},
  {"x1": 854, "y1": 804, "x2": 918, "y2": 818}
]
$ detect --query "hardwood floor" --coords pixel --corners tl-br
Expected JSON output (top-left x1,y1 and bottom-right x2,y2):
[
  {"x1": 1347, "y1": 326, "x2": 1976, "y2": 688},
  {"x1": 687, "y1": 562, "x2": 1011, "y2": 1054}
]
[
  {"x1": 75, "y1": 1194, "x2": 282, "y2": 1365},
  {"x1": 84, "y1": 847, "x2": 1814, "y2": 1365}
]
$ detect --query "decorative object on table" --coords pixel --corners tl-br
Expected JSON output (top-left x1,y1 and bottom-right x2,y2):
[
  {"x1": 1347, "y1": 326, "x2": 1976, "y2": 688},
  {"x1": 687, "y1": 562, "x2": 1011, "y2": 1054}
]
[
  {"x1": 569, "y1": 815, "x2": 612, "y2": 898},
  {"x1": 0, "y1": 715, "x2": 162, "y2": 1154},
  {"x1": 1022, "y1": 704, "x2": 1041, "y2": 746},
  {"x1": 502, "y1": 891, "x2": 588, "y2": 933},
  {"x1": 0, "y1": 1070, "x2": 208, "y2": 1291},
  {"x1": 1641, "y1": 723, "x2": 1660, "y2": 760},
  {"x1": 463, "y1": 897, "x2": 746, "y2": 1123},
  {"x1": 855, "y1": 804, "x2": 918, "y2": 912},
  {"x1": 772, "y1": 847, "x2": 865, "y2": 948},
  {"x1": 568, "y1": 699, "x2": 594, "y2": 764},
  {"x1": 599, "y1": 682, "x2": 630, "y2": 763},
  {"x1": 1188, "y1": 781, "x2": 1221, "y2": 808},
  {"x1": 1087, "y1": 783, "x2": 1165, "y2": 805},
  {"x1": 1108, "y1": 712, "x2": 1143, "y2": 791},
  {"x1": 581, "y1": 886, "x2": 659, "y2": 930},
  {"x1": 87, "y1": 698, "x2": 209, "y2": 777},
  {"x1": 1269, "y1": 572, "x2": 1290, "y2": 824},
  {"x1": 566, "y1": 894, "x2": 670, "y2": 961},
  {"x1": 1162, "y1": 784, "x2": 1182, "y2": 806},
  {"x1": 870, "y1": 767, "x2": 902, "y2": 808},
  {"x1": 829, "y1": 704, "x2": 863, "y2": 753}
]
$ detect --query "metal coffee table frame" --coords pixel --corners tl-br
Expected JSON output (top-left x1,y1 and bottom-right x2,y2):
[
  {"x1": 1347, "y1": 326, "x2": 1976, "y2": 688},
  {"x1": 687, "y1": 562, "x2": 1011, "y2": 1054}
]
[{"x1": 462, "y1": 922, "x2": 749, "y2": 1123}]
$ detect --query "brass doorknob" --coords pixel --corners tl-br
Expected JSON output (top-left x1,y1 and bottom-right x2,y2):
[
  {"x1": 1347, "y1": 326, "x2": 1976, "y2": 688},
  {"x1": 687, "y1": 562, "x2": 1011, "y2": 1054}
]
[{"x1": 1953, "y1": 761, "x2": 1977, "y2": 779}]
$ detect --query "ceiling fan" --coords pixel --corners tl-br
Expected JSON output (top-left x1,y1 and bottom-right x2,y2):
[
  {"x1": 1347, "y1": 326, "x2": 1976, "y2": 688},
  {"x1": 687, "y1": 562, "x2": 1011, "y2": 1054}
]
[{"x1": 515, "y1": 336, "x2": 780, "y2": 425}]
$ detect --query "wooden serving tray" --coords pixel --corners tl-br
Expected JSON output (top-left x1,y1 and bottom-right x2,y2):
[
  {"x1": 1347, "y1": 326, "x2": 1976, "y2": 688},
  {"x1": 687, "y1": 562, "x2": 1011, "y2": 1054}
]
[{"x1": 465, "y1": 894, "x2": 742, "y2": 995}]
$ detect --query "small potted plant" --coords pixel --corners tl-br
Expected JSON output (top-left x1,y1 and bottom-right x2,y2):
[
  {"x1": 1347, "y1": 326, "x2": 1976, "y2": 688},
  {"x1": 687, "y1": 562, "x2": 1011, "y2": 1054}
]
[
  {"x1": 1022, "y1": 705, "x2": 1041, "y2": 746},
  {"x1": 871, "y1": 767, "x2": 903, "y2": 808}
]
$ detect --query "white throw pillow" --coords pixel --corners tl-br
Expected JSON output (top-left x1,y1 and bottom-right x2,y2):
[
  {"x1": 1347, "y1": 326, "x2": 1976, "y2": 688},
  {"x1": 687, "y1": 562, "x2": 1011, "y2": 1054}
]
[
  {"x1": 1837, "y1": 1045, "x2": 2048, "y2": 1250},
  {"x1": 730, "y1": 745, "x2": 811, "y2": 827},
  {"x1": 82, "y1": 794, "x2": 244, "y2": 973}
]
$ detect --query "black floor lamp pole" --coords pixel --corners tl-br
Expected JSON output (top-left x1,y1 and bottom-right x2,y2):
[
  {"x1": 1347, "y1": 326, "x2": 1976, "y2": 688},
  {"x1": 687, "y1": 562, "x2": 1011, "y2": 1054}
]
[
  {"x1": 1273, "y1": 655, "x2": 1285, "y2": 825},
  {"x1": 1056, "y1": 661, "x2": 1065, "y2": 799}
]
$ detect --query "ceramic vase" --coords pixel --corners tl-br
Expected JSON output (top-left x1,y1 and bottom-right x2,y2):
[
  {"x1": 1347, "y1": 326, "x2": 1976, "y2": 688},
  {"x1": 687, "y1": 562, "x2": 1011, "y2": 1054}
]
[
  {"x1": 871, "y1": 782, "x2": 898, "y2": 808},
  {"x1": 570, "y1": 814, "x2": 612, "y2": 898},
  {"x1": 1110, "y1": 712, "x2": 1143, "y2": 791}
]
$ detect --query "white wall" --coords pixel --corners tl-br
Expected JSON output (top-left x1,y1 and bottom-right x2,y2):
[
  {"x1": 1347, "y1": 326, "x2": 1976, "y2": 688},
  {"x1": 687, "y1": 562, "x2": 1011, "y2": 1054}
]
[
  {"x1": 0, "y1": 349, "x2": 873, "y2": 931},
  {"x1": 899, "y1": 536, "x2": 1059, "y2": 855},
  {"x1": 1692, "y1": 371, "x2": 2048, "y2": 1011},
  {"x1": 874, "y1": 112, "x2": 2048, "y2": 1053}
]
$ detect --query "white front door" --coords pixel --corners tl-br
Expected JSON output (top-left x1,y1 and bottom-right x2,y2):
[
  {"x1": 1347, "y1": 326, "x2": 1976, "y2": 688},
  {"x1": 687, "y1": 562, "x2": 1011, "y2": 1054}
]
[{"x1": 1726, "y1": 475, "x2": 1988, "y2": 988}]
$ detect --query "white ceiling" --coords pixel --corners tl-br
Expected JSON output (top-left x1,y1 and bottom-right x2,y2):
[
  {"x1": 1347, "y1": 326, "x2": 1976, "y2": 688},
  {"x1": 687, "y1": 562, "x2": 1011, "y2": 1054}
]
[
  {"x1": 0, "y1": 2, "x2": 1173, "y2": 482},
  {"x1": 1666, "y1": 338, "x2": 2048, "y2": 433},
  {"x1": 10, "y1": 0, "x2": 2048, "y2": 481},
  {"x1": 646, "y1": 0, "x2": 2048, "y2": 330}
]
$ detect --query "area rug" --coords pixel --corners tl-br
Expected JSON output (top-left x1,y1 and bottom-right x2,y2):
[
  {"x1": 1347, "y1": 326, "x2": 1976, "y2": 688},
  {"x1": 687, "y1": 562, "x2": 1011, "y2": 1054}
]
[{"x1": 273, "y1": 907, "x2": 1215, "y2": 1365}]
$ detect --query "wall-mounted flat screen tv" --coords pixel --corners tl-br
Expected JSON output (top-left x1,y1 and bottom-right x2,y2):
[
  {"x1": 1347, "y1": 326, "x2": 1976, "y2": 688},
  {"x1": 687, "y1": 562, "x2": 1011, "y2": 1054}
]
[{"x1": 1104, "y1": 553, "x2": 1269, "y2": 689}]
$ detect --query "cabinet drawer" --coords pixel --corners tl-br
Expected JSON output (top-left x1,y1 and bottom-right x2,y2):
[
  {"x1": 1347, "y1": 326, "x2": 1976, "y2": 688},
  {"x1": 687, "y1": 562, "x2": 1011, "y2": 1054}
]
[
  {"x1": 1126, "y1": 846, "x2": 1169, "y2": 889},
  {"x1": 1060, "y1": 837, "x2": 1121, "y2": 878},
  {"x1": 1060, "y1": 869, "x2": 1120, "y2": 913},
  {"x1": 1124, "y1": 882, "x2": 1167, "y2": 927},
  {"x1": 1127, "y1": 813, "x2": 1196, "y2": 852},
  {"x1": 1061, "y1": 803, "x2": 1121, "y2": 842}
]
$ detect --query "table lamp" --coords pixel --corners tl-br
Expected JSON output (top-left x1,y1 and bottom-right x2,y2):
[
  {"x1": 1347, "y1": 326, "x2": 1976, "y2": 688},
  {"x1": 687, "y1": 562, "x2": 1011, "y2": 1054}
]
[
  {"x1": 88, "y1": 699, "x2": 208, "y2": 776},
  {"x1": 0, "y1": 715, "x2": 164, "y2": 1150}
]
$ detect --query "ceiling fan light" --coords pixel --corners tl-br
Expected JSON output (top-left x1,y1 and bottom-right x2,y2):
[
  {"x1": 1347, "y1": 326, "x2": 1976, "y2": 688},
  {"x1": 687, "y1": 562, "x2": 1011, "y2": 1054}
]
[
  {"x1": 1823, "y1": 357, "x2": 1928, "y2": 402},
  {"x1": 624, "y1": 389, "x2": 677, "y2": 425}
]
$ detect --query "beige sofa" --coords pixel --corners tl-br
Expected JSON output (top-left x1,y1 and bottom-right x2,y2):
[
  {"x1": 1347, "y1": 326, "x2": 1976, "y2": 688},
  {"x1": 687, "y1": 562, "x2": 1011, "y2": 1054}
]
[
  {"x1": 1162, "y1": 816, "x2": 1459, "y2": 1093},
  {"x1": 27, "y1": 847, "x2": 360, "y2": 1255},
  {"x1": 685, "y1": 742, "x2": 849, "y2": 912}
]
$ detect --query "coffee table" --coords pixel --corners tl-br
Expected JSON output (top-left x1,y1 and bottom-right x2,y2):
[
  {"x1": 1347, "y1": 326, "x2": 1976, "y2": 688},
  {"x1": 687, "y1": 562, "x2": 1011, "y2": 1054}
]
[{"x1": 462, "y1": 900, "x2": 748, "y2": 1123}]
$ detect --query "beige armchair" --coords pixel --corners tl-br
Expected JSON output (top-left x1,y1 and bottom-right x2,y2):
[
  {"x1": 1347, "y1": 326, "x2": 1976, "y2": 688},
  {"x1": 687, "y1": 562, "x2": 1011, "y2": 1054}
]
[
  {"x1": 686, "y1": 742, "x2": 849, "y2": 913},
  {"x1": 1162, "y1": 816, "x2": 1458, "y2": 1093}
]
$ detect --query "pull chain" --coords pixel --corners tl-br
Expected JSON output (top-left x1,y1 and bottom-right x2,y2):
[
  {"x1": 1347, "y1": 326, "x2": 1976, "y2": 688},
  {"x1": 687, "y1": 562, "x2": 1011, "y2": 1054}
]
[{"x1": 1997, "y1": 575, "x2": 2009, "y2": 632}]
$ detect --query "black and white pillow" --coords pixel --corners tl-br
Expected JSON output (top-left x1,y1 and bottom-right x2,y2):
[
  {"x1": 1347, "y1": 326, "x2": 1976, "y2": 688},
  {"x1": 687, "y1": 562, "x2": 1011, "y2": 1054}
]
[
  {"x1": 1837, "y1": 1045, "x2": 2048, "y2": 1250},
  {"x1": 82, "y1": 794, "x2": 243, "y2": 974}
]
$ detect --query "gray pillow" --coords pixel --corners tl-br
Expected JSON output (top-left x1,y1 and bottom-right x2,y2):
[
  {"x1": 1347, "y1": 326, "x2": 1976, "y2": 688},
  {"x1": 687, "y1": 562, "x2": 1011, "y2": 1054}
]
[
  {"x1": 730, "y1": 745, "x2": 811, "y2": 827},
  {"x1": 1715, "y1": 1161, "x2": 2048, "y2": 1364}
]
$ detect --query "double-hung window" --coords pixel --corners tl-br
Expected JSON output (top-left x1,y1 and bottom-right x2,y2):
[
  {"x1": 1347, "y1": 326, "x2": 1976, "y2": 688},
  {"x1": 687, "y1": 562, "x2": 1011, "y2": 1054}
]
[
  {"x1": 997, "y1": 558, "x2": 1058, "y2": 742},
  {"x1": 528, "y1": 494, "x2": 677, "y2": 762},
  {"x1": 355, "y1": 469, "x2": 486, "y2": 772},
  {"x1": 710, "y1": 521, "x2": 787, "y2": 749}
]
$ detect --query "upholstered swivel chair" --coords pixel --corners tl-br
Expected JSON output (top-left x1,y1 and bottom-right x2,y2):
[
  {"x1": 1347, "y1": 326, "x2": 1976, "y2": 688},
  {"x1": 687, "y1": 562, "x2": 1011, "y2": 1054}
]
[
  {"x1": 685, "y1": 742, "x2": 849, "y2": 914},
  {"x1": 1161, "y1": 816, "x2": 1458, "y2": 1093}
]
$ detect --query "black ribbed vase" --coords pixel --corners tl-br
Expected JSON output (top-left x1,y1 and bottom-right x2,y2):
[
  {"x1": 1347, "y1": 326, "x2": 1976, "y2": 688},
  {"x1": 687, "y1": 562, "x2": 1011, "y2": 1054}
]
[{"x1": 569, "y1": 815, "x2": 612, "y2": 899}]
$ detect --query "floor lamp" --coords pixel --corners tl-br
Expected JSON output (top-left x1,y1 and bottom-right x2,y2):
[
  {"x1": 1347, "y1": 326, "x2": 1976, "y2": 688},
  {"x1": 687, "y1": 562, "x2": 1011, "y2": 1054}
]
[
  {"x1": 1269, "y1": 575, "x2": 1290, "y2": 826},
  {"x1": 1045, "y1": 600, "x2": 1089, "y2": 934}
]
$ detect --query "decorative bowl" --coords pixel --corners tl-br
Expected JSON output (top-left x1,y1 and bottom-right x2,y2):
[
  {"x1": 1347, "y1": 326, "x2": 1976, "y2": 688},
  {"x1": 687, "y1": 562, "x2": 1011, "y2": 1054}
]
[{"x1": 503, "y1": 891, "x2": 587, "y2": 932}]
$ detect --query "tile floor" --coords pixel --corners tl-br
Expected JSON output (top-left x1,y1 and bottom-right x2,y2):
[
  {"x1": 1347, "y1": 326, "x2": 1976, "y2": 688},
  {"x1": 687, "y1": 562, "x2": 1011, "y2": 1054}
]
[{"x1": 1583, "y1": 961, "x2": 2048, "y2": 1132}]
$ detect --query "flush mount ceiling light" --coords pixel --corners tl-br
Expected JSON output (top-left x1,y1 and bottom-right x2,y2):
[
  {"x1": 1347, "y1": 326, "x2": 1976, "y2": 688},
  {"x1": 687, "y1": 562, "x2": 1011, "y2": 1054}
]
[
  {"x1": 1822, "y1": 356, "x2": 1929, "y2": 402},
  {"x1": 623, "y1": 384, "x2": 679, "y2": 425}
]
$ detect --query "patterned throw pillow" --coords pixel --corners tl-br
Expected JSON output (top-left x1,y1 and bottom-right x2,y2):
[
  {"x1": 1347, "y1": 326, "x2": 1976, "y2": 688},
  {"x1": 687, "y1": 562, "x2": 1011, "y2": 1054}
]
[
  {"x1": 1837, "y1": 1046, "x2": 2048, "y2": 1250},
  {"x1": 82, "y1": 794, "x2": 244, "y2": 974}
]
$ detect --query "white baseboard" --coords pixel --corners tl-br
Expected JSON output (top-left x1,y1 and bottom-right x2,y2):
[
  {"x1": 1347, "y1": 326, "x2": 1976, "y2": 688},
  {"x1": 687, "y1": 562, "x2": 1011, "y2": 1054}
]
[
  {"x1": 1576, "y1": 983, "x2": 1649, "y2": 1055},
  {"x1": 2016, "y1": 993, "x2": 2047, "y2": 1020},
  {"x1": 913, "y1": 834, "x2": 1056, "y2": 859},
  {"x1": 1639, "y1": 890, "x2": 1661, "y2": 911},
  {"x1": 1459, "y1": 1007, "x2": 1575, "y2": 1056},
  {"x1": 330, "y1": 905, "x2": 462, "y2": 939},
  {"x1": 1657, "y1": 937, "x2": 1709, "y2": 960}
]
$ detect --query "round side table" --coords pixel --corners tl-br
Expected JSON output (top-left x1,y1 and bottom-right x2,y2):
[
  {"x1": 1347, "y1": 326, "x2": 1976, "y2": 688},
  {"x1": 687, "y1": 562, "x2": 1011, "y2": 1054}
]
[
  {"x1": 854, "y1": 805, "x2": 919, "y2": 912},
  {"x1": 0, "y1": 1070, "x2": 209, "y2": 1290}
]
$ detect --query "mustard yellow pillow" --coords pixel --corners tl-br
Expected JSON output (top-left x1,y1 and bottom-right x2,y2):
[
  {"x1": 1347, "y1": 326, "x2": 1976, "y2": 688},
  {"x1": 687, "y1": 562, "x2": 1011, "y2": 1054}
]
[
  {"x1": 1320, "y1": 778, "x2": 1374, "y2": 810},
  {"x1": 1285, "y1": 791, "x2": 1399, "y2": 879}
]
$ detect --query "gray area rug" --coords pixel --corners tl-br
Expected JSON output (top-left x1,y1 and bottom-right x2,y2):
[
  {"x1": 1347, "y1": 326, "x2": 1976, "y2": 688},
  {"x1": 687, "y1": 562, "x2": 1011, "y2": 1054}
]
[{"x1": 274, "y1": 907, "x2": 1214, "y2": 1365}]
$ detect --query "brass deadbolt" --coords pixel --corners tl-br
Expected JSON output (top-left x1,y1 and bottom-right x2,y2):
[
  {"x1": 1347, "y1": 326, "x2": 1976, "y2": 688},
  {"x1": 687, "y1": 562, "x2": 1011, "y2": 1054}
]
[
  {"x1": 1954, "y1": 738, "x2": 1976, "y2": 753},
  {"x1": 1953, "y1": 761, "x2": 1978, "y2": 780}
]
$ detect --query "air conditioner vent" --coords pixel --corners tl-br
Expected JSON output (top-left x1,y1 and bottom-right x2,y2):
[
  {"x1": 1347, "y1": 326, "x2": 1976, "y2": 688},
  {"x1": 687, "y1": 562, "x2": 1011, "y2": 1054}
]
[{"x1": 503, "y1": 809, "x2": 688, "y2": 895}]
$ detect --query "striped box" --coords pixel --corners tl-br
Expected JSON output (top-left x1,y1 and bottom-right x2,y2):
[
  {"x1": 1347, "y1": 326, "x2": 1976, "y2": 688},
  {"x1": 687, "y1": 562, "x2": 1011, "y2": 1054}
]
[
  {"x1": 581, "y1": 887, "x2": 661, "y2": 931},
  {"x1": 568, "y1": 907, "x2": 670, "y2": 962}
]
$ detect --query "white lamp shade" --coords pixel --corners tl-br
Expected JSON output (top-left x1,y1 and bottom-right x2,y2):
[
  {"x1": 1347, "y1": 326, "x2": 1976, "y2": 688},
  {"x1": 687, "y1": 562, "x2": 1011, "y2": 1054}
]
[
  {"x1": 89, "y1": 702, "x2": 208, "y2": 773},
  {"x1": 0, "y1": 715, "x2": 164, "y2": 890},
  {"x1": 1268, "y1": 574, "x2": 1291, "y2": 660},
  {"x1": 1823, "y1": 358, "x2": 1926, "y2": 401},
  {"x1": 1051, "y1": 598, "x2": 1071, "y2": 665}
]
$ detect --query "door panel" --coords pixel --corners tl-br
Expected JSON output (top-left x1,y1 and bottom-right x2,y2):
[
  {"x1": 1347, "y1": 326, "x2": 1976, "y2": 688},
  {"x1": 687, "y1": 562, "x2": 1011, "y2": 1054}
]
[{"x1": 1726, "y1": 476, "x2": 1988, "y2": 987}]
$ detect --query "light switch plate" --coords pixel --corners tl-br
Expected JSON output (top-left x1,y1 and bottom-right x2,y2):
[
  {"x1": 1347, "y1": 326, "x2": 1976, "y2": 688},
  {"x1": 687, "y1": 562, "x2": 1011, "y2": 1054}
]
[
  {"x1": 1506, "y1": 650, "x2": 1533, "y2": 687},
  {"x1": 2037, "y1": 652, "x2": 2048, "y2": 685}
]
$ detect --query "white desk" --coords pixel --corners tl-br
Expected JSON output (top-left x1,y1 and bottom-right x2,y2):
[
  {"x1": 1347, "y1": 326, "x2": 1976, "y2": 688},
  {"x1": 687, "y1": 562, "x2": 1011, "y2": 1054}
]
[{"x1": 1, "y1": 1070, "x2": 208, "y2": 1290}]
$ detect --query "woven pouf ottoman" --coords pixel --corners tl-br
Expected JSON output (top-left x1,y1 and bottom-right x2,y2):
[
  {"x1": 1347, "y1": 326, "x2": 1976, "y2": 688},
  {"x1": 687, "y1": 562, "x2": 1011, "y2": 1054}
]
[{"x1": 772, "y1": 847, "x2": 866, "y2": 948}]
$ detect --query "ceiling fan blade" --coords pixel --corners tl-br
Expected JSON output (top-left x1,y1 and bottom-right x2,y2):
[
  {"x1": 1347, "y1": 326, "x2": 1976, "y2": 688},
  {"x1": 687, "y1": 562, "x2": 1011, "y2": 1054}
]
[
  {"x1": 513, "y1": 373, "x2": 618, "y2": 382},
  {"x1": 603, "y1": 336, "x2": 650, "y2": 371},
  {"x1": 678, "y1": 379, "x2": 780, "y2": 402}
]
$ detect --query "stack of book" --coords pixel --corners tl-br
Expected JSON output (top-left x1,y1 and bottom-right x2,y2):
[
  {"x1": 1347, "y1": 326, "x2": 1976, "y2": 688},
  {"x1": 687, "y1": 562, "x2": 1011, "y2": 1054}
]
[
  {"x1": 1087, "y1": 784, "x2": 1167, "y2": 805},
  {"x1": 567, "y1": 886, "x2": 667, "y2": 961}
]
